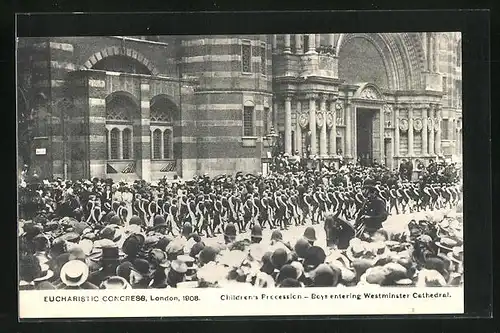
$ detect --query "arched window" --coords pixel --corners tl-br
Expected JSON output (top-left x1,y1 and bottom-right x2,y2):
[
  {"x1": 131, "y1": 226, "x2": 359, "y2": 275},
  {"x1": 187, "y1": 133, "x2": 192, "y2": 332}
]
[
  {"x1": 243, "y1": 101, "x2": 255, "y2": 137},
  {"x1": 153, "y1": 129, "x2": 162, "y2": 160},
  {"x1": 105, "y1": 92, "x2": 137, "y2": 161},
  {"x1": 110, "y1": 128, "x2": 120, "y2": 160},
  {"x1": 122, "y1": 128, "x2": 131, "y2": 159},
  {"x1": 164, "y1": 129, "x2": 172, "y2": 158},
  {"x1": 150, "y1": 95, "x2": 177, "y2": 160}
]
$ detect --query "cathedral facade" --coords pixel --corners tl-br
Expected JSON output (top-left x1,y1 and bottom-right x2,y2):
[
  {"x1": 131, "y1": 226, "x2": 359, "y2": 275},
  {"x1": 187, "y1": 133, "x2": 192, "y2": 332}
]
[{"x1": 17, "y1": 33, "x2": 462, "y2": 181}]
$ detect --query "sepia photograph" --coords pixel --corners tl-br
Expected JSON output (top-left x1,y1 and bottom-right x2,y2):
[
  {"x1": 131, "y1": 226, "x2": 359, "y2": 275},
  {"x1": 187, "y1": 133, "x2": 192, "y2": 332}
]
[{"x1": 17, "y1": 32, "x2": 464, "y2": 317}]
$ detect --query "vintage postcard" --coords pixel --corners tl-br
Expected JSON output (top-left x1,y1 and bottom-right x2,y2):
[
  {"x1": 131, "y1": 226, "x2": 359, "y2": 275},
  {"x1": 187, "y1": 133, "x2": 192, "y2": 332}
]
[{"x1": 17, "y1": 31, "x2": 464, "y2": 319}]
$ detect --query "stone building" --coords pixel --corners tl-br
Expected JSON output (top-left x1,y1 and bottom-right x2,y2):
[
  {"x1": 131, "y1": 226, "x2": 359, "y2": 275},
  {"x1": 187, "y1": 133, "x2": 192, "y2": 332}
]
[{"x1": 17, "y1": 33, "x2": 462, "y2": 181}]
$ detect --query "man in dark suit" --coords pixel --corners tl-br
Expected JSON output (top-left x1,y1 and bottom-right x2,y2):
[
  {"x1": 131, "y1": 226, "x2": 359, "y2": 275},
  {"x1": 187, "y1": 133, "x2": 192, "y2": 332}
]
[{"x1": 354, "y1": 180, "x2": 389, "y2": 239}]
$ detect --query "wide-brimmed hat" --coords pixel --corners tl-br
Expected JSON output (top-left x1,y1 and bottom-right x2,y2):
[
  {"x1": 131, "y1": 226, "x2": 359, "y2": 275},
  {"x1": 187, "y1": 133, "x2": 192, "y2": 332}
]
[
  {"x1": 435, "y1": 237, "x2": 458, "y2": 252},
  {"x1": 170, "y1": 259, "x2": 188, "y2": 274},
  {"x1": 90, "y1": 244, "x2": 126, "y2": 262},
  {"x1": 60, "y1": 260, "x2": 89, "y2": 287},
  {"x1": 100, "y1": 276, "x2": 132, "y2": 289},
  {"x1": 98, "y1": 225, "x2": 124, "y2": 243},
  {"x1": 447, "y1": 246, "x2": 463, "y2": 264},
  {"x1": 33, "y1": 263, "x2": 54, "y2": 283}
]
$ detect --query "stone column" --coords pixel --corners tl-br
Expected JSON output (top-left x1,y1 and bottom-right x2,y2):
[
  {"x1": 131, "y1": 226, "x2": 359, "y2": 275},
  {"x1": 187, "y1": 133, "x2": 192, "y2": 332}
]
[
  {"x1": 273, "y1": 98, "x2": 278, "y2": 129},
  {"x1": 345, "y1": 102, "x2": 352, "y2": 158},
  {"x1": 295, "y1": 99, "x2": 302, "y2": 154},
  {"x1": 295, "y1": 34, "x2": 303, "y2": 54},
  {"x1": 315, "y1": 34, "x2": 321, "y2": 50},
  {"x1": 284, "y1": 94, "x2": 292, "y2": 154},
  {"x1": 309, "y1": 95, "x2": 317, "y2": 156},
  {"x1": 284, "y1": 34, "x2": 291, "y2": 54},
  {"x1": 329, "y1": 99, "x2": 336, "y2": 156},
  {"x1": 272, "y1": 35, "x2": 277, "y2": 53},
  {"x1": 307, "y1": 34, "x2": 316, "y2": 53},
  {"x1": 422, "y1": 107, "x2": 428, "y2": 155},
  {"x1": 319, "y1": 97, "x2": 328, "y2": 157},
  {"x1": 408, "y1": 106, "x2": 414, "y2": 156},
  {"x1": 160, "y1": 130, "x2": 165, "y2": 159},
  {"x1": 394, "y1": 106, "x2": 400, "y2": 157},
  {"x1": 435, "y1": 106, "x2": 442, "y2": 155},
  {"x1": 107, "y1": 130, "x2": 111, "y2": 160},
  {"x1": 429, "y1": 106, "x2": 435, "y2": 155},
  {"x1": 118, "y1": 129, "x2": 123, "y2": 160},
  {"x1": 432, "y1": 34, "x2": 438, "y2": 72},
  {"x1": 139, "y1": 80, "x2": 151, "y2": 182},
  {"x1": 379, "y1": 107, "x2": 385, "y2": 163}
]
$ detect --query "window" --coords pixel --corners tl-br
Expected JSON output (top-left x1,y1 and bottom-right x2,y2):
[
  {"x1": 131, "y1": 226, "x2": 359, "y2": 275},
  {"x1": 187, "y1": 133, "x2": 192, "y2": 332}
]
[
  {"x1": 241, "y1": 41, "x2": 252, "y2": 73},
  {"x1": 110, "y1": 128, "x2": 119, "y2": 160},
  {"x1": 442, "y1": 76, "x2": 447, "y2": 93},
  {"x1": 122, "y1": 128, "x2": 131, "y2": 159},
  {"x1": 441, "y1": 119, "x2": 450, "y2": 140},
  {"x1": 164, "y1": 129, "x2": 172, "y2": 158},
  {"x1": 260, "y1": 43, "x2": 266, "y2": 75},
  {"x1": 243, "y1": 106, "x2": 254, "y2": 136},
  {"x1": 153, "y1": 129, "x2": 162, "y2": 160}
]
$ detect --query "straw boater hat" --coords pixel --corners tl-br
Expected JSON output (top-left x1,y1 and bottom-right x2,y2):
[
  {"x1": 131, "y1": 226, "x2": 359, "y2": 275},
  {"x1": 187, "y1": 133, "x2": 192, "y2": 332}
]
[
  {"x1": 100, "y1": 276, "x2": 132, "y2": 289},
  {"x1": 33, "y1": 263, "x2": 54, "y2": 283},
  {"x1": 60, "y1": 260, "x2": 89, "y2": 287}
]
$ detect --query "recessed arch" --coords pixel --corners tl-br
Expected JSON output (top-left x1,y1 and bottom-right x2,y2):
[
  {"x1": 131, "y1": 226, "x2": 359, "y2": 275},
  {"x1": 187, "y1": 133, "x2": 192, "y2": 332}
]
[
  {"x1": 150, "y1": 94, "x2": 179, "y2": 123},
  {"x1": 105, "y1": 91, "x2": 140, "y2": 121},
  {"x1": 80, "y1": 46, "x2": 159, "y2": 75}
]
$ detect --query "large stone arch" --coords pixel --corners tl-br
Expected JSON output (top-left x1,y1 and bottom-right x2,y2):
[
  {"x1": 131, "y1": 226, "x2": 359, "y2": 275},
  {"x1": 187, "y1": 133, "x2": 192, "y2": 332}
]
[
  {"x1": 80, "y1": 46, "x2": 160, "y2": 75},
  {"x1": 337, "y1": 33, "x2": 425, "y2": 91}
]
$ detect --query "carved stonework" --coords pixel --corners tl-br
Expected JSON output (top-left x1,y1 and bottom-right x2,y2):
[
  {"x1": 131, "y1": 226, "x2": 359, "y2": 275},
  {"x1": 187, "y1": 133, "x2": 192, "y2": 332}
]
[
  {"x1": 427, "y1": 117, "x2": 434, "y2": 131},
  {"x1": 335, "y1": 102, "x2": 344, "y2": 125},
  {"x1": 384, "y1": 130, "x2": 392, "y2": 138},
  {"x1": 326, "y1": 112, "x2": 334, "y2": 129},
  {"x1": 360, "y1": 87, "x2": 379, "y2": 100},
  {"x1": 336, "y1": 129, "x2": 341, "y2": 137},
  {"x1": 399, "y1": 118, "x2": 409, "y2": 132},
  {"x1": 316, "y1": 112, "x2": 325, "y2": 128},
  {"x1": 457, "y1": 119, "x2": 462, "y2": 130},
  {"x1": 434, "y1": 117, "x2": 440, "y2": 132},
  {"x1": 413, "y1": 118, "x2": 423, "y2": 132},
  {"x1": 299, "y1": 113, "x2": 309, "y2": 129}
]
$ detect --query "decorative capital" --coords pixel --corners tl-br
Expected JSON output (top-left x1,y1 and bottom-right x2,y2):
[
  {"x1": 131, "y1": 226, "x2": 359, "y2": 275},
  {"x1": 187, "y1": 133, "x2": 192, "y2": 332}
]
[
  {"x1": 427, "y1": 117, "x2": 434, "y2": 131},
  {"x1": 335, "y1": 101, "x2": 344, "y2": 112}
]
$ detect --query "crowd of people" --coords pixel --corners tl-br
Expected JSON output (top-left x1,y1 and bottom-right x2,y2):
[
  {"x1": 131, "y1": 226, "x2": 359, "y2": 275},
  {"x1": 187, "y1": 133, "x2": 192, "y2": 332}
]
[{"x1": 18, "y1": 160, "x2": 463, "y2": 290}]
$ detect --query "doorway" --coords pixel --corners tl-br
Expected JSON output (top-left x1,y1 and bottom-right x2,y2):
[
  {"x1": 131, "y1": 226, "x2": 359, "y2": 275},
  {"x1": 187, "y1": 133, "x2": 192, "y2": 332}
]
[{"x1": 356, "y1": 108, "x2": 375, "y2": 166}]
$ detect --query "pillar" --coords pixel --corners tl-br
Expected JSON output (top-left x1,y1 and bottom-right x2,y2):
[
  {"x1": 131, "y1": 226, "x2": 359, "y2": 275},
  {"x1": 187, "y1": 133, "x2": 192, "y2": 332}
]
[
  {"x1": 422, "y1": 107, "x2": 428, "y2": 155},
  {"x1": 329, "y1": 99, "x2": 336, "y2": 156},
  {"x1": 284, "y1": 34, "x2": 291, "y2": 54},
  {"x1": 118, "y1": 129, "x2": 123, "y2": 159},
  {"x1": 295, "y1": 34, "x2": 303, "y2": 54},
  {"x1": 273, "y1": 98, "x2": 278, "y2": 129},
  {"x1": 272, "y1": 35, "x2": 277, "y2": 53},
  {"x1": 295, "y1": 100, "x2": 302, "y2": 154},
  {"x1": 394, "y1": 106, "x2": 400, "y2": 158},
  {"x1": 107, "y1": 130, "x2": 111, "y2": 160},
  {"x1": 309, "y1": 95, "x2": 317, "y2": 156},
  {"x1": 284, "y1": 94, "x2": 292, "y2": 154},
  {"x1": 379, "y1": 107, "x2": 385, "y2": 163},
  {"x1": 319, "y1": 97, "x2": 328, "y2": 157},
  {"x1": 435, "y1": 106, "x2": 442, "y2": 155},
  {"x1": 432, "y1": 34, "x2": 438, "y2": 72},
  {"x1": 408, "y1": 106, "x2": 414, "y2": 156},
  {"x1": 139, "y1": 80, "x2": 151, "y2": 182},
  {"x1": 315, "y1": 34, "x2": 321, "y2": 50},
  {"x1": 345, "y1": 103, "x2": 352, "y2": 158},
  {"x1": 429, "y1": 106, "x2": 435, "y2": 155},
  {"x1": 160, "y1": 130, "x2": 165, "y2": 159},
  {"x1": 307, "y1": 34, "x2": 316, "y2": 53}
]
